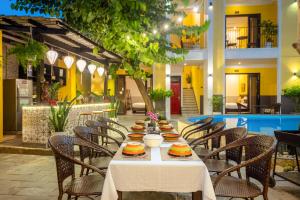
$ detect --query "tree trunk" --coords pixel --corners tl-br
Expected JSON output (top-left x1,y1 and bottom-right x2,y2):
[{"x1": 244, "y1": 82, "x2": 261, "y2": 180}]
[{"x1": 134, "y1": 78, "x2": 155, "y2": 112}]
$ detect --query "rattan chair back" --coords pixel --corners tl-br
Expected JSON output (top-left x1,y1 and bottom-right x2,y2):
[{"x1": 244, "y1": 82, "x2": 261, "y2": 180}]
[
  {"x1": 209, "y1": 122, "x2": 226, "y2": 149},
  {"x1": 245, "y1": 136, "x2": 277, "y2": 188},
  {"x1": 181, "y1": 117, "x2": 213, "y2": 138},
  {"x1": 224, "y1": 127, "x2": 247, "y2": 163}
]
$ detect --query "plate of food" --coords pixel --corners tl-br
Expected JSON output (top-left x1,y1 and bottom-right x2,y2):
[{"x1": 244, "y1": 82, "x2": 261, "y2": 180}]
[
  {"x1": 159, "y1": 124, "x2": 173, "y2": 132},
  {"x1": 168, "y1": 143, "x2": 192, "y2": 157},
  {"x1": 122, "y1": 142, "x2": 145, "y2": 156},
  {"x1": 158, "y1": 120, "x2": 169, "y2": 125},
  {"x1": 135, "y1": 120, "x2": 145, "y2": 126},
  {"x1": 161, "y1": 133, "x2": 180, "y2": 142},
  {"x1": 131, "y1": 124, "x2": 145, "y2": 132},
  {"x1": 128, "y1": 133, "x2": 146, "y2": 141}
]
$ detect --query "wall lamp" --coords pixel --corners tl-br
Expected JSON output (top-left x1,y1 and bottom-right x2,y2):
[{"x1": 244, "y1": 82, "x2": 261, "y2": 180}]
[
  {"x1": 209, "y1": 2, "x2": 213, "y2": 9},
  {"x1": 208, "y1": 73, "x2": 213, "y2": 77},
  {"x1": 293, "y1": 72, "x2": 300, "y2": 77}
]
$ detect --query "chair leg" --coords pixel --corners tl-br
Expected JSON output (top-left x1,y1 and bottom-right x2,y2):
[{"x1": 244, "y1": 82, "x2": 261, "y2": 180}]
[
  {"x1": 272, "y1": 144, "x2": 279, "y2": 178},
  {"x1": 295, "y1": 147, "x2": 300, "y2": 172},
  {"x1": 67, "y1": 194, "x2": 71, "y2": 200},
  {"x1": 237, "y1": 169, "x2": 242, "y2": 179},
  {"x1": 58, "y1": 194, "x2": 63, "y2": 200}
]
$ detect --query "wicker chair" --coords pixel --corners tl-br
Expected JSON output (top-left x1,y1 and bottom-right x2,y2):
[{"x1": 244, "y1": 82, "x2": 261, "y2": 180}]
[
  {"x1": 210, "y1": 135, "x2": 276, "y2": 200},
  {"x1": 49, "y1": 134, "x2": 110, "y2": 200},
  {"x1": 189, "y1": 121, "x2": 226, "y2": 158},
  {"x1": 86, "y1": 120, "x2": 126, "y2": 147},
  {"x1": 181, "y1": 117, "x2": 213, "y2": 139},
  {"x1": 73, "y1": 126, "x2": 118, "y2": 176},
  {"x1": 98, "y1": 116, "x2": 129, "y2": 133},
  {"x1": 201, "y1": 127, "x2": 248, "y2": 177}
]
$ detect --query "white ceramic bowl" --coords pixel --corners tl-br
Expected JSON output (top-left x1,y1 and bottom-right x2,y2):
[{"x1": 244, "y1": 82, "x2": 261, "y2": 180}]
[{"x1": 143, "y1": 134, "x2": 163, "y2": 148}]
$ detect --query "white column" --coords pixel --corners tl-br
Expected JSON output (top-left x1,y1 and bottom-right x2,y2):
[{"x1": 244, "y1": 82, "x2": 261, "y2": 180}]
[
  {"x1": 204, "y1": 0, "x2": 214, "y2": 115},
  {"x1": 165, "y1": 64, "x2": 171, "y2": 119},
  {"x1": 277, "y1": 0, "x2": 282, "y2": 104}
]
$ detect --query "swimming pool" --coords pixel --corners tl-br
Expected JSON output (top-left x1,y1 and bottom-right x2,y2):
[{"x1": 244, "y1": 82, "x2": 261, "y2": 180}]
[{"x1": 188, "y1": 115, "x2": 300, "y2": 135}]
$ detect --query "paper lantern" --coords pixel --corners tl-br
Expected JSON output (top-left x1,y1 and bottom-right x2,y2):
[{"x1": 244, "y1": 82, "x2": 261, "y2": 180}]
[
  {"x1": 88, "y1": 64, "x2": 97, "y2": 74},
  {"x1": 46, "y1": 50, "x2": 58, "y2": 65},
  {"x1": 63, "y1": 56, "x2": 74, "y2": 69},
  {"x1": 97, "y1": 67, "x2": 105, "y2": 76},
  {"x1": 76, "y1": 59, "x2": 86, "y2": 72}
]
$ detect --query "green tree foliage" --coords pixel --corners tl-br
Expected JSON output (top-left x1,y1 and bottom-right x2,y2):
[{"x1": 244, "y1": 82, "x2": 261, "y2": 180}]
[{"x1": 11, "y1": 0, "x2": 209, "y2": 112}]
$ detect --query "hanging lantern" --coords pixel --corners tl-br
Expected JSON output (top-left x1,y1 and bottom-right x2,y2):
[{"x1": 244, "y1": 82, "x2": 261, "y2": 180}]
[
  {"x1": 46, "y1": 49, "x2": 58, "y2": 80},
  {"x1": 88, "y1": 63, "x2": 97, "y2": 75},
  {"x1": 76, "y1": 59, "x2": 86, "y2": 83},
  {"x1": 63, "y1": 55, "x2": 74, "y2": 70},
  {"x1": 97, "y1": 67, "x2": 105, "y2": 76}
]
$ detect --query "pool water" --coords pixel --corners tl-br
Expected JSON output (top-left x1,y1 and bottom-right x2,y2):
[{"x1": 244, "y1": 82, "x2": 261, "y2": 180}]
[{"x1": 188, "y1": 115, "x2": 300, "y2": 136}]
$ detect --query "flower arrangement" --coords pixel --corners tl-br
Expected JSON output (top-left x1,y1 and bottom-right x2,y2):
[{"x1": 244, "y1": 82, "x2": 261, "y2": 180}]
[{"x1": 147, "y1": 111, "x2": 158, "y2": 122}]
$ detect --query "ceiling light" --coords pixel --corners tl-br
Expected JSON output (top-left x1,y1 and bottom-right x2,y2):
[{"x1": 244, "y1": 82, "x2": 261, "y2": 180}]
[
  {"x1": 97, "y1": 67, "x2": 105, "y2": 76},
  {"x1": 88, "y1": 63, "x2": 97, "y2": 74},
  {"x1": 164, "y1": 24, "x2": 169, "y2": 30},
  {"x1": 63, "y1": 55, "x2": 74, "y2": 70},
  {"x1": 177, "y1": 16, "x2": 183, "y2": 23},
  {"x1": 193, "y1": 6, "x2": 199, "y2": 13}
]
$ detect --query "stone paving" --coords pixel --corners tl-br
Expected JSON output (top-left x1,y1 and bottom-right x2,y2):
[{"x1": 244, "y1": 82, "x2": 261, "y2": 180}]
[{"x1": 0, "y1": 114, "x2": 299, "y2": 199}]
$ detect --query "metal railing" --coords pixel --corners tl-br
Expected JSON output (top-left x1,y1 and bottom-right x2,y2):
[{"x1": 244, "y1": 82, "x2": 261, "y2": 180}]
[
  {"x1": 226, "y1": 26, "x2": 278, "y2": 49},
  {"x1": 170, "y1": 34, "x2": 206, "y2": 49}
]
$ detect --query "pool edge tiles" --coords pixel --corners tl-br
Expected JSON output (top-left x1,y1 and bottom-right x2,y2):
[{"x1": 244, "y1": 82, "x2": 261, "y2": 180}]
[{"x1": 187, "y1": 114, "x2": 300, "y2": 136}]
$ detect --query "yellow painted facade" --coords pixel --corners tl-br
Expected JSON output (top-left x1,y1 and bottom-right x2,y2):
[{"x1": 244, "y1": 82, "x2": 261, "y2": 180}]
[
  {"x1": 226, "y1": 2, "x2": 277, "y2": 23},
  {"x1": 213, "y1": 0, "x2": 225, "y2": 95},
  {"x1": 183, "y1": 66, "x2": 203, "y2": 110},
  {"x1": 153, "y1": 64, "x2": 166, "y2": 89},
  {"x1": 0, "y1": 31, "x2": 3, "y2": 141},
  {"x1": 281, "y1": 0, "x2": 300, "y2": 89},
  {"x1": 225, "y1": 67, "x2": 277, "y2": 96}
]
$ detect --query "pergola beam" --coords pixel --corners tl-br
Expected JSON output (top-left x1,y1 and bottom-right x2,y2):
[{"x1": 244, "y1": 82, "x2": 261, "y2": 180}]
[{"x1": 0, "y1": 24, "x2": 68, "y2": 35}]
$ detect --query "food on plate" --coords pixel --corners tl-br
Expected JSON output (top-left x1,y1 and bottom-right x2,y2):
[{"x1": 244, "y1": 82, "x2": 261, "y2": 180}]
[
  {"x1": 128, "y1": 133, "x2": 146, "y2": 141},
  {"x1": 168, "y1": 143, "x2": 192, "y2": 157},
  {"x1": 122, "y1": 142, "x2": 145, "y2": 156},
  {"x1": 162, "y1": 133, "x2": 180, "y2": 141}
]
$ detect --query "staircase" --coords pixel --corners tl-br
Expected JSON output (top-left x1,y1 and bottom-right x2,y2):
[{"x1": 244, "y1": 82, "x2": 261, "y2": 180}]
[{"x1": 181, "y1": 88, "x2": 199, "y2": 115}]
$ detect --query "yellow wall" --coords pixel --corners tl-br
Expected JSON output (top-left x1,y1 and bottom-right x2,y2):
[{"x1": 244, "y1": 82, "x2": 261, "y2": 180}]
[
  {"x1": 57, "y1": 59, "x2": 77, "y2": 101},
  {"x1": 226, "y1": 2, "x2": 277, "y2": 23},
  {"x1": 91, "y1": 72, "x2": 105, "y2": 95},
  {"x1": 213, "y1": 0, "x2": 225, "y2": 95},
  {"x1": 225, "y1": 68, "x2": 277, "y2": 96},
  {"x1": 183, "y1": 66, "x2": 203, "y2": 110},
  {"x1": 281, "y1": 0, "x2": 300, "y2": 90},
  {"x1": 153, "y1": 64, "x2": 166, "y2": 89},
  {"x1": 0, "y1": 31, "x2": 3, "y2": 141},
  {"x1": 108, "y1": 78, "x2": 115, "y2": 96}
]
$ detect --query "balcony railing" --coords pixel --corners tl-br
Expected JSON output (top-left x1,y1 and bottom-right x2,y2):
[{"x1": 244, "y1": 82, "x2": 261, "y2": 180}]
[
  {"x1": 226, "y1": 26, "x2": 278, "y2": 49},
  {"x1": 170, "y1": 34, "x2": 206, "y2": 49}
]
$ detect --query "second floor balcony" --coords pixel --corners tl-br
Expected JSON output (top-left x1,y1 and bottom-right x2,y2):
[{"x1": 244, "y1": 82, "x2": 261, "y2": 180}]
[{"x1": 226, "y1": 25, "x2": 278, "y2": 49}]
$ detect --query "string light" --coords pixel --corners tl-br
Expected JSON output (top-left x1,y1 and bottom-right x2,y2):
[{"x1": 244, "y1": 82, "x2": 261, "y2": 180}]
[
  {"x1": 177, "y1": 16, "x2": 183, "y2": 23},
  {"x1": 193, "y1": 6, "x2": 199, "y2": 13},
  {"x1": 164, "y1": 24, "x2": 169, "y2": 30},
  {"x1": 142, "y1": 33, "x2": 146, "y2": 37},
  {"x1": 153, "y1": 29, "x2": 158, "y2": 34}
]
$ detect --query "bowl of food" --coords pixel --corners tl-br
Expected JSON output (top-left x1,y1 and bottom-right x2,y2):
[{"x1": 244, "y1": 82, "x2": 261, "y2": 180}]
[
  {"x1": 143, "y1": 134, "x2": 163, "y2": 148},
  {"x1": 131, "y1": 124, "x2": 145, "y2": 132},
  {"x1": 128, "y1": 133, "x2": 146, "y2": 141},
  {"x1": 168, "y1": 143, "x2": 192, "y2": 157},
  {"x1": 162, "y1": 133, "x2": 180, "y2": 142},
  {"x1": 135, "y1": 120, "x2": 145, "y2": 126},
  {"x1": 122, "y1": 142, "x2": 145, "y2": 156},
  {"x1": 159, "y1": 124, "x2": 173, "y2": 132},
  {"x1": 158, "y1": 120, "x2": 169, "y2": 125}
]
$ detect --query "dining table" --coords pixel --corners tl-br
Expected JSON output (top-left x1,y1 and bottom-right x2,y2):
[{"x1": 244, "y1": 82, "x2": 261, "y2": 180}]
[{"x1": 101, "y1": 129, "x2": 216, "y2": 200}]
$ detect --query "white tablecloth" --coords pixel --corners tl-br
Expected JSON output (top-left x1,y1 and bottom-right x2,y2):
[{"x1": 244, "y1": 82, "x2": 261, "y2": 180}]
[{"x1": 101, "y1": 143, "x2": 216, "y2": 200}]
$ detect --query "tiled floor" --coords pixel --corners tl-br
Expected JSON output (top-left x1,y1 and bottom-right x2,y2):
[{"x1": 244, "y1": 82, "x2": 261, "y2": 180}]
[
  {"x1": 0, "y1": 114, "x2": 299, "y2": 199},
  {"x1": 0, "y1": 153, "x2": 299, "y2": 200}
]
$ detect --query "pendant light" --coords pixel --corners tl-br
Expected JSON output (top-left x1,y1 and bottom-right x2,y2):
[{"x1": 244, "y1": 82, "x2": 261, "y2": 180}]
[
  {"x1": 97, "y1": 66, "x2": 105, "y2": 76},
  {"x1": 88, "y1": 63, "x2": 97, "y2": 75},
  {"x1": 76, "y1": 58, "x2": 86, "y2": 83},
  {"x1": 46, "y1": 49, "x2": 58, "y2": 80},
  {"x1": 63, "y1": 55, "x2": 74, "y2": 70},
  {"x1": 64, "y1": 55, "x2": 74, "y2": 79}
]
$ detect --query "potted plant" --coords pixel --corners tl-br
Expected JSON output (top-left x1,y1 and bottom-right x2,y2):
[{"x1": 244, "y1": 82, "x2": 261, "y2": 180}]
[
  {"x1": 186, "y1": 74, "x2": 192, "y2": 89},
  {"x1": 149, "y1": 88, "x2": 173, "y2": 117},
  {"x1": 283, "y1": 86, "x2": 300, "y2": 113},
  {"x1": 49, "y1": 97, "x2": 76, "y2": 134},
  {"x1": 212, "y1": 95, "x2": 223, "y2": 114},
  {"x1": 9, "y1": 39, "x2": 48, "y2": 73},
  {"x1": 261, "y1": 20, "x2": 277, "y2": 48}
]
